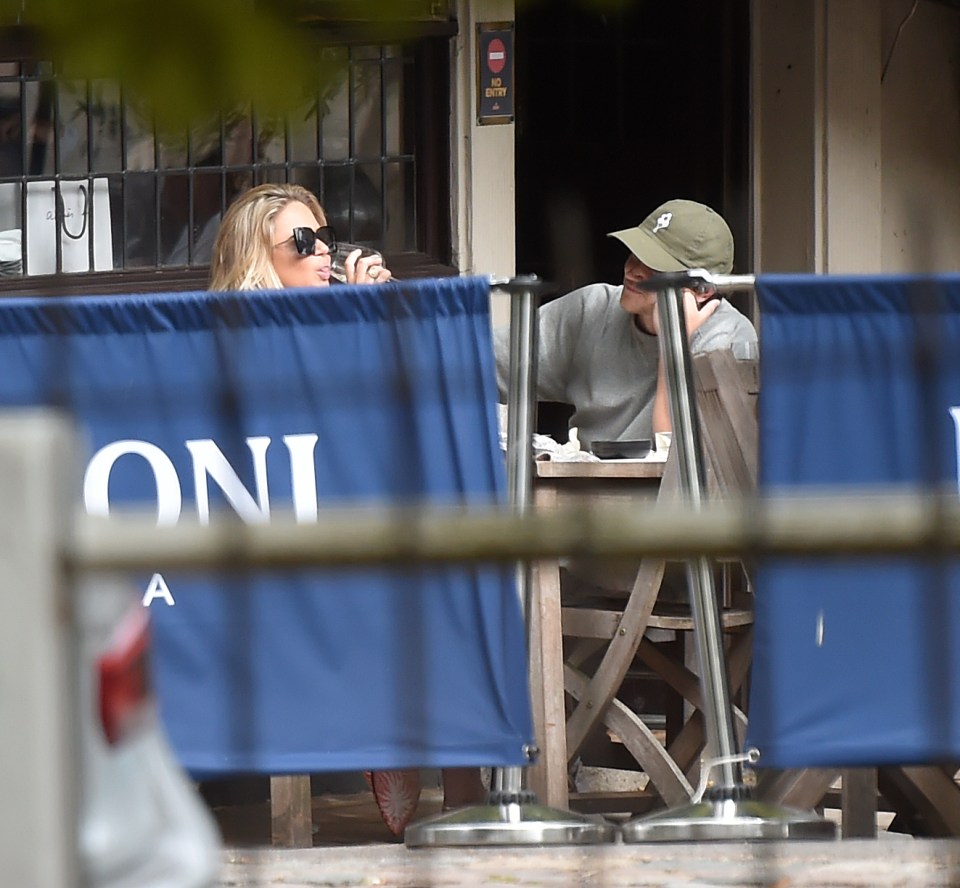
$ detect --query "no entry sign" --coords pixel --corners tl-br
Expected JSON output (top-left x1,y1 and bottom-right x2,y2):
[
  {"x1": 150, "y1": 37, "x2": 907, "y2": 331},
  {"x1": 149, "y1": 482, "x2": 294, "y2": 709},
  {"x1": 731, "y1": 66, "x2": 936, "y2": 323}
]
[
  {"x1": 487, "y1": 38, "x2": 506, "y2": 74},
  {"x1": 477, "y1": 24, "x2": 514, "y2": 125}
]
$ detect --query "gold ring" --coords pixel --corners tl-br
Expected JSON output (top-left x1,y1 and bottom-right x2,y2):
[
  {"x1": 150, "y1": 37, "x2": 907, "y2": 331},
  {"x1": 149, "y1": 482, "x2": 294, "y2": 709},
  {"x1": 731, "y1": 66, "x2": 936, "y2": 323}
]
[{"x1": 369, "y1": 268, "x2": 381, "y2": 279}]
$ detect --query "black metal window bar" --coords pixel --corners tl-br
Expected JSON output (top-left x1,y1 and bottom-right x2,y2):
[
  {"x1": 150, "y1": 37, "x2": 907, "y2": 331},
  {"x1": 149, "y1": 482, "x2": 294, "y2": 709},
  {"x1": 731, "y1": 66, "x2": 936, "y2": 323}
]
[{"x1": 0, "y1": 44, "x2": 422, "y2": 289}]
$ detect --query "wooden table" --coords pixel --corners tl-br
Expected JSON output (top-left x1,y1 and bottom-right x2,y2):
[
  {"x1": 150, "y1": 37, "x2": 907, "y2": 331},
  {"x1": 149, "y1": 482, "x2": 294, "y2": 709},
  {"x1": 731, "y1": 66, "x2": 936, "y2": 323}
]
[{"x1": 526, "y1": 456, "x2": 665, "y2": 809}]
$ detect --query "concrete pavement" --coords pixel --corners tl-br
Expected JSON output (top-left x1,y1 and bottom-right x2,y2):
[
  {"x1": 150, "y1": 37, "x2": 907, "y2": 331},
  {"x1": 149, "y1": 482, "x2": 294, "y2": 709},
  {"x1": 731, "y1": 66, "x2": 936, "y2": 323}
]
[{"x1": 219, "y1": 837, "x2": 960, "y2": 887}]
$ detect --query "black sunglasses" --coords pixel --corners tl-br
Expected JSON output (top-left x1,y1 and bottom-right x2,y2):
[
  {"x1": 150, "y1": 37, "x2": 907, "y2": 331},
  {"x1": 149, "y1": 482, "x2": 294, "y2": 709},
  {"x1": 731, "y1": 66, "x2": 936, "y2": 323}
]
[{"x1": 286, "y1": 225, "x2": 337, "y2": 257}]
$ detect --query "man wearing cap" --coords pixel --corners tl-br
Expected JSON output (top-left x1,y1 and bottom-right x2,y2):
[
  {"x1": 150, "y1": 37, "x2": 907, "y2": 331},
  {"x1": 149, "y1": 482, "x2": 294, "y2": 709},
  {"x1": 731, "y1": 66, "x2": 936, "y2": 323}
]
[{"x1": 492, "y1": 198, "x2": 757, "y2": 448}]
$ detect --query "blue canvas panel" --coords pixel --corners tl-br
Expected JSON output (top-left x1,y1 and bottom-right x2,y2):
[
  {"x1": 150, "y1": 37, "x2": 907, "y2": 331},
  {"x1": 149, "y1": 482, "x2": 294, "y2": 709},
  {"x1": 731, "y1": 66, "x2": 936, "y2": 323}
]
[
  {"x1": 749, "y1": 275, "x2": 960, "y2": 767},
  {"x1": 0, "y1": 276, "x2": 534, "y2": 776}
]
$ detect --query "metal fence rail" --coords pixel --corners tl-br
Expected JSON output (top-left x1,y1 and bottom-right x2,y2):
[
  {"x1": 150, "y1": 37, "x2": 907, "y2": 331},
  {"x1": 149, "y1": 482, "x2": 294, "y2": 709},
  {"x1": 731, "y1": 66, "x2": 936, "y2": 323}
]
[{"x1": 69, "y1": 489, "x2": 960, "y2": 572}]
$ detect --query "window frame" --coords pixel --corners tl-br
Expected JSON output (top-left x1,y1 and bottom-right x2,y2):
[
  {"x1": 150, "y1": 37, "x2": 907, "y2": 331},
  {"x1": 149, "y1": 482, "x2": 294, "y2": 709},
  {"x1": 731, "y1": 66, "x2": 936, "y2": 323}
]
[{"x1": 0, "y1": 19, "x2": 457, "y2": 297}]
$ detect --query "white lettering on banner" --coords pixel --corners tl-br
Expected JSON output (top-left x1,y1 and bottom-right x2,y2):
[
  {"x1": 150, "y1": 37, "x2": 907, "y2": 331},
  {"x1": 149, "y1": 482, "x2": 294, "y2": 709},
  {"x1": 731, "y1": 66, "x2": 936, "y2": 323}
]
[
  {"x1": 186, "y1": 436, "x2": 271, "y2": 525},
  {"x1": 83, "y1": 432, "x2": 322, "y2": 525},
  {"x1": 951, "y1": 407, "x2": 960, "y2": 495},
  {"x1": 284, "y1": 433, "x2": 319, "y2": 521},
  {"x1": 142, "y1": 573, "x2": 175, "y2": 606},
  {"x1": 84, "y1": 440, "x2": 183, "y2": 525}
]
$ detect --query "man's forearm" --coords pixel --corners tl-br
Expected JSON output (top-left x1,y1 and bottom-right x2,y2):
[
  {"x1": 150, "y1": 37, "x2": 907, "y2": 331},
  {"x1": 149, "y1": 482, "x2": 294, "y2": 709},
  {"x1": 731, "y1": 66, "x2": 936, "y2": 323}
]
[{"x1": 652, "y1": 361, "x2": 671, "y2": 434}]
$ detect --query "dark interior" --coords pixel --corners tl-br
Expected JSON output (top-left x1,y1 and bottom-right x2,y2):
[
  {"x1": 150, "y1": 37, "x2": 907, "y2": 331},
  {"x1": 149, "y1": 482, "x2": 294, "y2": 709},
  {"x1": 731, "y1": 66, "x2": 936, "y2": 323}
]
[
  {"x1": 514, "y1": 0, "x2": 751, "y2": 440},
  {"x1": 515, "y1": 0, "x2": 751, "y2": 291}
]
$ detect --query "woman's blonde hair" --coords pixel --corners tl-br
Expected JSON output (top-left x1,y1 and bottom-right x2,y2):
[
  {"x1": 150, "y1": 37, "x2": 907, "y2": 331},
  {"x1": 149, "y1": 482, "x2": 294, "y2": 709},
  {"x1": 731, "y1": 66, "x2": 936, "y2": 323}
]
[{"x1": 208, "y1": 183, "x2": 327, "y2": 291}]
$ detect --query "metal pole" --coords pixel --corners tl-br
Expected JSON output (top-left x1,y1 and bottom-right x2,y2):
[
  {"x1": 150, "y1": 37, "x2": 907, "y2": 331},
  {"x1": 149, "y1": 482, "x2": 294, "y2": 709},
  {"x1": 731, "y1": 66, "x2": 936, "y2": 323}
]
[
  {"x1": 498, "y1": 276, "x2": 538, "y2": 803},
  {"x1": 505, "y1": 278, "x2": 538, "y2": 527},
  {"x1": 621, "y1": 269, "x2": 836, "y2": 842},
  {"x1": 406, "y1": 275, "x2": 614, "y2": 847},
  {"x1": 657, "y1": 283, "x2": 739, "y2": 789}
]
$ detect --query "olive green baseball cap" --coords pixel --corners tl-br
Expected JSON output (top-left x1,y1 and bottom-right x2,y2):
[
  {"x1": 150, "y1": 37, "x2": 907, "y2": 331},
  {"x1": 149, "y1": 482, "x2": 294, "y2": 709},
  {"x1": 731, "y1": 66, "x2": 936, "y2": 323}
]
[{"x1": 607, "y1": 199, "x2": 734, "y2": 274}]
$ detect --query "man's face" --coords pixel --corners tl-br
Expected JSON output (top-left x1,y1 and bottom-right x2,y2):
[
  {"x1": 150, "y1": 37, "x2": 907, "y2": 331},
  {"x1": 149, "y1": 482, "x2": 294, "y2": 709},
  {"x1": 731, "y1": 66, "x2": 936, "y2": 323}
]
[{"x1": 619, "y1": 254, "x2": 659, "y2": 315}]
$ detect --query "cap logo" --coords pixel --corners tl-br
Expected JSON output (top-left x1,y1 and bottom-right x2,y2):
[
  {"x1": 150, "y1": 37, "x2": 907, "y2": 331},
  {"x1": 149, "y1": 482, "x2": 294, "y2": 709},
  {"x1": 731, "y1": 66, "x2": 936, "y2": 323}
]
[{"x1": 651, "y1": 212, "x2": 672, "y2": 234}]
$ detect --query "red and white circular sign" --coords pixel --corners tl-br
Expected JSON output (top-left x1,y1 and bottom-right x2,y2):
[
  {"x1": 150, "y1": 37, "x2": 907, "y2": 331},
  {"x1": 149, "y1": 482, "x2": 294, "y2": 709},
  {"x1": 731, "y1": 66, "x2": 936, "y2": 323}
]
[{"x1": 487, "y1": 38, "x2": 506, "y2": 75}]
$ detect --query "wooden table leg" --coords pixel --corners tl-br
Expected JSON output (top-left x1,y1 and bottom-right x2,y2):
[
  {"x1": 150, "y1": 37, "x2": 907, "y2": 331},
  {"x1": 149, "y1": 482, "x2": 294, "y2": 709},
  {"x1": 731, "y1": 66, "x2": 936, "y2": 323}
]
[
  {"x1": 841, "y1": 768, "x2": 878, "y2": 838},
  {"x1": 755, "y1": 768, "x2": 839, "y2": 812},
  {"x1": 879, "y1": 765, "x2": 960, "y2": 837},
  {"x1": 270, "y1": 774, "x2": 313, "y2": 847},
  {"x1": 526, "y1": 484, "x2": 569, "y2": 809}
]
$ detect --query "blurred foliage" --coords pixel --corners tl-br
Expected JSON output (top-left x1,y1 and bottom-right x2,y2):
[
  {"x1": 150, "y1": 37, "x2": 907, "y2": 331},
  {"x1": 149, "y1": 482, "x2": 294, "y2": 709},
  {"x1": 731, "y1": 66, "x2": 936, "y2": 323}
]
[
  {"x1": 0, "y1": 0, "x2": 633, "y2": 133},
  {"x1": 0, "y1": 0, "x2": 391, "y2": 133}
]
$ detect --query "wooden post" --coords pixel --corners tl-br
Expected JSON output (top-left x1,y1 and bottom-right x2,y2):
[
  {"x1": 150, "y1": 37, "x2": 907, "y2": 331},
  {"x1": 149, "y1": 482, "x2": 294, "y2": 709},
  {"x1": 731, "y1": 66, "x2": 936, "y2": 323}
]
[
  {"x1": 0, "y1": 414, "x2": 79, "y2": 887},
  {"x1": 270, "y1": 775, "x2": 314, "y2": 847}
]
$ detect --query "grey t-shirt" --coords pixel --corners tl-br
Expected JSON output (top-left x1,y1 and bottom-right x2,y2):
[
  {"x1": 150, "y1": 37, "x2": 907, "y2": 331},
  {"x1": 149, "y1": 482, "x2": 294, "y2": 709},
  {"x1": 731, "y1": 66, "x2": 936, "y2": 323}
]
[{"x1": 492, "y1": 282, "x2": 757, "y2": 446}]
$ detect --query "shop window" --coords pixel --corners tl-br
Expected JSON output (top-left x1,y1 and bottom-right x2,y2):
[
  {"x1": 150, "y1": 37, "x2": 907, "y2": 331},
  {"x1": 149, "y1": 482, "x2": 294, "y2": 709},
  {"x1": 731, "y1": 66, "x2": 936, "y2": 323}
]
[{"x1": 0, "y1": 33, "x2": 452, "y2": 294}]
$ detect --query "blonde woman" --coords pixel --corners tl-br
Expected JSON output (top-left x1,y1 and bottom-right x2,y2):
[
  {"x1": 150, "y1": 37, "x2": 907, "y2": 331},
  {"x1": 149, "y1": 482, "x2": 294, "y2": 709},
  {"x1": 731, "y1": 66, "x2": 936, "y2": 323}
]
[
  {"x1": 209, "y1": 182, "x2": 391, "y2": 291},
  {"x1": 208, "y1": 183, "x2": 484, "y2": 833}
]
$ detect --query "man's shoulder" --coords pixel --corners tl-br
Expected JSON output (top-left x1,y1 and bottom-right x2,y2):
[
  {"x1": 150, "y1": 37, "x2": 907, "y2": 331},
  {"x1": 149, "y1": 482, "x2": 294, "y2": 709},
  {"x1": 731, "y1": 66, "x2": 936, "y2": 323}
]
[
  {"x1": 694, "y1": 300, "x2": 757, "y2": 350},
  {"x1": 546, "y1": 281, "x2": 622, "y2": 317},
  {"x1": 714, "y1": 299, "x2": 755, "y2": 329}
]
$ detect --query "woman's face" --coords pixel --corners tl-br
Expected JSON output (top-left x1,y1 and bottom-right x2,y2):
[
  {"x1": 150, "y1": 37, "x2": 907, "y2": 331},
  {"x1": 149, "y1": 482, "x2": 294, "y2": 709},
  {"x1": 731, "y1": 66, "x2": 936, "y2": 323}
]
[{"x1": 270, "y1": 200, "x2": 333, "y2": 288}]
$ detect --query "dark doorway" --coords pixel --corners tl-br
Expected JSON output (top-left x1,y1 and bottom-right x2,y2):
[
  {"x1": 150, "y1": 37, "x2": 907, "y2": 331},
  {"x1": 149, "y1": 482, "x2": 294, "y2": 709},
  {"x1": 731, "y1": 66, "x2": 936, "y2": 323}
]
[{"x1": 514, "y1": 0, "x2": 751, "y2": 295}]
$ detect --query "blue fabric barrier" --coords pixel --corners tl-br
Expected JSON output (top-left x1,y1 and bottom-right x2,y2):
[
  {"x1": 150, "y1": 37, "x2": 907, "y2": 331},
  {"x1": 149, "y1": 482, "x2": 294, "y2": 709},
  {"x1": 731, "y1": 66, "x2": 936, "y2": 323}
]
[
  {"x1": 749, "y1": 275, "x2": 960, "y2": 768},
  {"x1": 0, "y1": 276, "x2": 534, "y2": 776}
]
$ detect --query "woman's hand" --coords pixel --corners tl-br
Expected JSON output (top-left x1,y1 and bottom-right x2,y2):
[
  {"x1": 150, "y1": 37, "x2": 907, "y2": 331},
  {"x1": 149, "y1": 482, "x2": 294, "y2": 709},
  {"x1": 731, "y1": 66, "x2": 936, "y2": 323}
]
[{"x1": 344, "y1": 249, "x2": 393, "y2": 285}]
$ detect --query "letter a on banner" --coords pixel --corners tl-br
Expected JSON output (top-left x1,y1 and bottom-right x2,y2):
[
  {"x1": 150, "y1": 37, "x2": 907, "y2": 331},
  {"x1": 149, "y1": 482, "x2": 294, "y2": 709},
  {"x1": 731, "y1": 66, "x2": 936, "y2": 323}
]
[{"x1": 142, "y1": 573, "x2": 175, "y2": 607}]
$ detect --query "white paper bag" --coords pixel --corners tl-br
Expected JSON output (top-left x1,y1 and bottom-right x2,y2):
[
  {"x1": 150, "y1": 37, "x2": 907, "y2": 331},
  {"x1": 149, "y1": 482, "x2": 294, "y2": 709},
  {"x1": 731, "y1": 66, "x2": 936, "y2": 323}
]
[
  {"x1": 26, "y1": 178, "x2": 113, "y2": 275},
  {"x1": 0, "y1": 179, "x2": 113, "y2": 275}
]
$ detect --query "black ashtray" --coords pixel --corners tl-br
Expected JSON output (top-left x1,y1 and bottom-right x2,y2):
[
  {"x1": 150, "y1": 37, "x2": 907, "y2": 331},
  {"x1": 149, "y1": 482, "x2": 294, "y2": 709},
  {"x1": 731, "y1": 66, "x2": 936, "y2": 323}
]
[{"x1": 588, "y1": 439, "x2": 653, "y2": 460}]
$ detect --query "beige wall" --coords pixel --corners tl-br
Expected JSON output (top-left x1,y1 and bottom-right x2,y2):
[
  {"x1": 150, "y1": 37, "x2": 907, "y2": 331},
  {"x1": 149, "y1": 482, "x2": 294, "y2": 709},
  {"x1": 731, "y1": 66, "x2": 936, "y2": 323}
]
[
  {"x1": 752, "y1": 0, "x2": 960, "y2": 274},
  {"x1": 881, "y1": 0, "x2": 960, "y2": 271},
  {"x1": 751, "y1": 0, "x2": 822, "y2": 272},
  {"x1": 452, "y1": 0, "x2": 516, "y2": 327}
]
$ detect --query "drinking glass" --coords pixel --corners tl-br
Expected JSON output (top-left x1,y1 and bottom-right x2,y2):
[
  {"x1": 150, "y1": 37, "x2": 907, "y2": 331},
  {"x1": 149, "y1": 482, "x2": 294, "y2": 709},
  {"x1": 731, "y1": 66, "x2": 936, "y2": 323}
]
[{"x1": 330, "y1": 243, "x2": 383, "y2": 282}]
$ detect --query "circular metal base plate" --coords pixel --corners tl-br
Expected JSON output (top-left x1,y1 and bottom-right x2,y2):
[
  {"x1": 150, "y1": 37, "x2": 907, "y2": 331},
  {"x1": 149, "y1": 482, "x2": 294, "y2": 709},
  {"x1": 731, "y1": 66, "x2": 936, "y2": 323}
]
[
  {"x1": 620, "y1": 799, "x2": 838, "y2": 843},
  {"x1": 405, "y1": 803, "x2": 617, "y2": 847}
]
